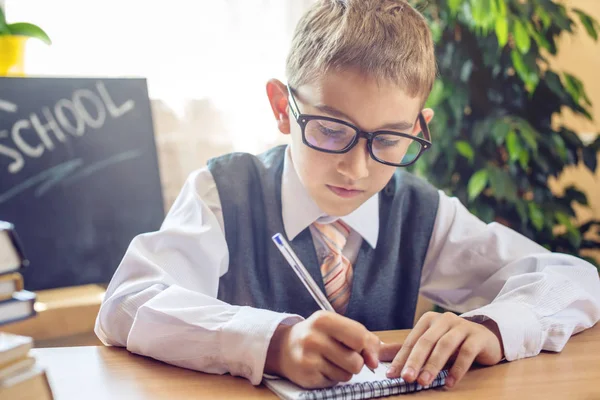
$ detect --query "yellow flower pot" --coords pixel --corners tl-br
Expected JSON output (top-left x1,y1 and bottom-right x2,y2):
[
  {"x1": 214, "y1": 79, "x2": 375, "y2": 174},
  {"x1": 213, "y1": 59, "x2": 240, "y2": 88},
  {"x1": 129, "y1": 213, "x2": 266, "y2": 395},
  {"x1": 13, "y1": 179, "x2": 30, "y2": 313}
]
[{"x1": 0, "y1": 36, "x2": 28, "y2": 76}]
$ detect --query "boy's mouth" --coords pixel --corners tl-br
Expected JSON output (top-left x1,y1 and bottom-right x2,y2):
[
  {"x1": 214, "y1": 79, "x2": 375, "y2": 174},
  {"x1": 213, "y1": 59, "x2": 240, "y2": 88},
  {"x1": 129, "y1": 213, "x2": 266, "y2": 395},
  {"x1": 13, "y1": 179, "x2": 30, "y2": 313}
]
[{"x1": 327, "y1": 185, "x2": 364, "y2": 198}]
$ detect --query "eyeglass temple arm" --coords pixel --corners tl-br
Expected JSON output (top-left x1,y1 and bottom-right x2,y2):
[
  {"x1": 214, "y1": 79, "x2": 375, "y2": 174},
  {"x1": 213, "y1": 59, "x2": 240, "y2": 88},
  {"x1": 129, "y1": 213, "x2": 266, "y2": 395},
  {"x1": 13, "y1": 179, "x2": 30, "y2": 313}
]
[
  {"x1": 286, "y1": 85, "x2": 301, "y2": 119},
  {"x1": 418, "y1": 113, "x2": 432, "y2": 143}
]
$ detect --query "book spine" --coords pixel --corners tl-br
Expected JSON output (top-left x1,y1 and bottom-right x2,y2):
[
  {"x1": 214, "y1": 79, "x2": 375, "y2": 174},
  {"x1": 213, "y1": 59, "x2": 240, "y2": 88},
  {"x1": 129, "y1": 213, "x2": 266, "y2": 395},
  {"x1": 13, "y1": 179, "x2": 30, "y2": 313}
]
[
  {"x1": 0, "y1": 221, "x2": 29, "y2": 277},
  {"x1": 0, "y1": 273, "x2": 24, "y2": 301},
  {"x1": 0, "y1": 291, "x2": 37, "y2": 327}
]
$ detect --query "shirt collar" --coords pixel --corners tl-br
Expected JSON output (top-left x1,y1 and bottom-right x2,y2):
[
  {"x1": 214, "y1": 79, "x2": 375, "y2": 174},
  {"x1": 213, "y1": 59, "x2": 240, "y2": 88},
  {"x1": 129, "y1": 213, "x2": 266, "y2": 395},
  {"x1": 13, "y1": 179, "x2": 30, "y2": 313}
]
[{"x1": 281, "y1": 146, "x2": 379, "y2": 248}]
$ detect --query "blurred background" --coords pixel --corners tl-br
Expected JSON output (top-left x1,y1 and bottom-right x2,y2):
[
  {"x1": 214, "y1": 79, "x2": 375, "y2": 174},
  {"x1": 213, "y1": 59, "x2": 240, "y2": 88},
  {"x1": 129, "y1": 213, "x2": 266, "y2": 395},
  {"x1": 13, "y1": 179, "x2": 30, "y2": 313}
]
[
  {"x1": 0, "y1": 0, "x2": 598, "y2": 349},
  {"x1": 4, "y1": 0, "x2": 313, "y2": 207}
]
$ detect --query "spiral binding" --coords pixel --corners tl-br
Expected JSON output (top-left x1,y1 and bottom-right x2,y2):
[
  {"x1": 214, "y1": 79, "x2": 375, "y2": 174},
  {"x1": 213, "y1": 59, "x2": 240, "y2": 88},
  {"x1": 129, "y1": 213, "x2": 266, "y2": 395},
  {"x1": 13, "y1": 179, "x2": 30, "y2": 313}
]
[{"x1": 301, "y1": 370, "x2": 449, "y2": 400}]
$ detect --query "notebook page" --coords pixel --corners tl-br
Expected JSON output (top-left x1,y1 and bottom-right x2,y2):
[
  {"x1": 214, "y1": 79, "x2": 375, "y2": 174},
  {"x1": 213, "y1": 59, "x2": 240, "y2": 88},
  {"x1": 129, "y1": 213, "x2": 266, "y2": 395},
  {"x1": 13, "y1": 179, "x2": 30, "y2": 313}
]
[{"x1": 346, "y1": 362, "x2": 393, "y2": 384}]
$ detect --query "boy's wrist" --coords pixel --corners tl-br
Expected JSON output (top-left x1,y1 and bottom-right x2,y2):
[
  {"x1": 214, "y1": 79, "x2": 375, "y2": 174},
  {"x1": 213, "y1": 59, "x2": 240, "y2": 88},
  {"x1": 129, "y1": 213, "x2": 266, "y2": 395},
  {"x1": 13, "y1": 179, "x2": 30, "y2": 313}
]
[
  {"x1": 265, "y1": 323, "x2": 292, "y2": 376},
  {"x1": 479, "y1": 318, "x2": 505, "y2": 360}
]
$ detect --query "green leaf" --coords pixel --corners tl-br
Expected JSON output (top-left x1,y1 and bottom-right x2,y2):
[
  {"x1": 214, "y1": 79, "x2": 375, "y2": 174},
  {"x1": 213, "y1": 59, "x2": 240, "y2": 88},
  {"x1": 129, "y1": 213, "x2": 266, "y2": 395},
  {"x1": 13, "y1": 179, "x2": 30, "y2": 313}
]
[
  {"x1": 563, "y1": 72, "x2": 592, "y2": 107},
  {"x1": 495, "y1": 0, "x2": 507, "y2": 17},
  {"x1": 455, "y1": 141, "x2": 475, "y2": 163},
  {"x1": 495, "y1": 16, "x2": 508, "y2": 47},
  {"x1": 468, "y1": 169, "x2": 489, "y2": 200},
  {"x1": 430, "y1": 21, "x2": 443, "y2": 43},
  {"x1": 518, "y1": 150, "x2": 530, "y2": 169},
  {"x1": 551, "y1": 134, "x2": 567, "y2": 162},
  {"x1": 0, "y1": 6, "x2": 7, "y2": 34},
  {"x1": 491, "y1": 119, "x2": 510, "y2": 145},
  {"x1": 506, "y1": 130, "x2": 522, "y2": 162},
  {"x1": 573, "y1": 8, "x2": 598, "y2": 41},
  {"x1": 556, "y1": 212, "x2": 571, "y2": 228},
  {"x1": 526, "y1": 21, "x2": 551, "y2": 51},
  {"x1": 426, "y1": 79, "x2": 445, "y2": 108},
  {"x1": 7, "y1": 22, "x2": 52, "y2": 45},
  {"x1": 448, "y1": 0, "x2": 462, "y2": 15},
  {"x1": 511, "y1": 50, "x2": 539, "y2": 92},
  {"x1": 473, "y1": 120, "x2": 490, "y2": 147},
  {"x1": 537, "y1": 6, "x2": 552, "y2": 30},
  {"x1": 515, "y1": 200, "x2": 528, "y2": 223},
  {"x1": 513, "y1": 20, "x2": 531, "y2": 54},
  {"x1": 469, "y1": 0, "x2": 497, "y2": 31},
  {"x1": 528, "y1": 202, "x2": 544, "y2": 231},
  {"x1": 567, "y1": 229, "x2": 582, "y2": 248},
  {"x1": 545, "y1": 71, "x2": 568, "y2": 101},
  {"x1": 516, "y1": 120, "x2": 539, "y2": 152},
  {"x1": 563, "y1": 73, "x2": 581, "y2": 103},
  {"x1": 488, "y1": 167, "x2": 517, "y2": 202}
]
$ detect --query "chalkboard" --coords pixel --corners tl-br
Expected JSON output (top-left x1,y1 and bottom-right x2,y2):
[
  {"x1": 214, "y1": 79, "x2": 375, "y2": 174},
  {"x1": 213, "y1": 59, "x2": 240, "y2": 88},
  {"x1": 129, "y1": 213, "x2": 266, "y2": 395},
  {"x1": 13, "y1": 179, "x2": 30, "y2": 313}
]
[{"x1": 0, "y1": 77, "x2": 165, "y2": 291}]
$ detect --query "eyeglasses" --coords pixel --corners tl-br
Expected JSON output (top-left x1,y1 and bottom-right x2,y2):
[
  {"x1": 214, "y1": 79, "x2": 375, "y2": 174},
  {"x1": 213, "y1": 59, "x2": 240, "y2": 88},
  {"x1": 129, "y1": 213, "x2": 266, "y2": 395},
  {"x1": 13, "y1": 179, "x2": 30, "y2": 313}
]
[{"x1": 287, "y1": 85, "x2": 432, "y2": 167}]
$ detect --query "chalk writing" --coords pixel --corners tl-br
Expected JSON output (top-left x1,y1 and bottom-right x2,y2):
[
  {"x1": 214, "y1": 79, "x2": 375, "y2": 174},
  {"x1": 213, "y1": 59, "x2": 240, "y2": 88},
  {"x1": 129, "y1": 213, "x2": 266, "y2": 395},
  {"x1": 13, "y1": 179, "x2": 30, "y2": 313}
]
[{"x1": 0, "y1": 82, "x2": 135, "y2": 175}]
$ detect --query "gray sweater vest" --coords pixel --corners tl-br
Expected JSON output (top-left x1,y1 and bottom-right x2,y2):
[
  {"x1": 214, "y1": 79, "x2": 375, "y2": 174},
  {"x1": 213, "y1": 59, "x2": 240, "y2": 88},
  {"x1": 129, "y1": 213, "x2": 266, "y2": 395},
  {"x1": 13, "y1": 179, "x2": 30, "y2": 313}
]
[{"x1": 207, "y1": 145, "x2": 439, "y2": 330}]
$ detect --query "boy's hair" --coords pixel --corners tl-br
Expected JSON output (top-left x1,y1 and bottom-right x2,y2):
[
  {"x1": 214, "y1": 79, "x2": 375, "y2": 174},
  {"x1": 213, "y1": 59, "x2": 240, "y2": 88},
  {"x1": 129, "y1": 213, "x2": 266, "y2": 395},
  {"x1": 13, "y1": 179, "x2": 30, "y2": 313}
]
[{"x1": 286, "y1": 0, "x2": 436, "y2": 102}]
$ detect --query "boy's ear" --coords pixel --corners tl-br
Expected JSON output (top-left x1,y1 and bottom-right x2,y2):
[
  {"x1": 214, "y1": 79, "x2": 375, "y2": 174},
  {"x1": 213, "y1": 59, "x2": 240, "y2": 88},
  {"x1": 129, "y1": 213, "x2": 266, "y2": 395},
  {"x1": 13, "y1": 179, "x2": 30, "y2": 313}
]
[
  {"x1": 266, "y1": 79, "x2": 291, "y2": 135},
  {"x1": 412, "y1": 108, "x2": 434, "y2": 136}
]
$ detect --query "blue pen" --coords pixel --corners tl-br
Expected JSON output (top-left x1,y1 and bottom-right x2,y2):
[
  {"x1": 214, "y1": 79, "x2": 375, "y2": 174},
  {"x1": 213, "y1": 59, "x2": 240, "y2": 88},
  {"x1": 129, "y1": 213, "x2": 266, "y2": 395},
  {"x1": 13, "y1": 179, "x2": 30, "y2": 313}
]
[
  {"x1": 272, "y1": 233, "x2": 335, "y2": 312},
  {"x1": 272, "y1": 232, "x2": 376, "y2": 373}
]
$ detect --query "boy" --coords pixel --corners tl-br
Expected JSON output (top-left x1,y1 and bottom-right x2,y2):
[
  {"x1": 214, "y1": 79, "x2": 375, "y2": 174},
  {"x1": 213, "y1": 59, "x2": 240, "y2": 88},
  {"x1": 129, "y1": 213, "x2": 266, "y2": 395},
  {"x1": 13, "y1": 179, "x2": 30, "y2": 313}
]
[{"x1": 95, "y1": 0, "x2": 600, "y2": 391}]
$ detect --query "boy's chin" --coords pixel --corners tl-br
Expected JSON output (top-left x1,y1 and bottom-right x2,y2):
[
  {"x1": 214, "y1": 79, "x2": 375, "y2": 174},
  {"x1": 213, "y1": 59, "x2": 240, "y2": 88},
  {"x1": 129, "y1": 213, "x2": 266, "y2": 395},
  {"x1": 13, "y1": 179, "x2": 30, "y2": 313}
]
[{"x1": 317, "y1": 197, "x2": 365, "y2": 217}]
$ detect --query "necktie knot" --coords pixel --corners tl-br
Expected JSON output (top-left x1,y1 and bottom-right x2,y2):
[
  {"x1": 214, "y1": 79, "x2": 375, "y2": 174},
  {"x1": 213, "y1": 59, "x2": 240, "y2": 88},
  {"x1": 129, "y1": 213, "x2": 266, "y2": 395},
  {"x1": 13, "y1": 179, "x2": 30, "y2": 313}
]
[{"x1": 313, "y1": 220, "x2": 350, "y2": 253}]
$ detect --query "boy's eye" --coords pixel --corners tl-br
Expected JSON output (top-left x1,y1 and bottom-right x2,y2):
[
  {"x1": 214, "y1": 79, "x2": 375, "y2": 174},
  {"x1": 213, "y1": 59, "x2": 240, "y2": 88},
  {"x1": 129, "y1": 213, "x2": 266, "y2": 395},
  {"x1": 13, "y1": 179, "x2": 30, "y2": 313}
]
[
  {"x1": 318, "y1": 125, "x2": 343, "y2": 136},
  {"x1": 317, "y1": 122, "x2": 351, "y2": 138},
  {"x1": 374, "y1": 135, "x2": 400, "y2": 147}
]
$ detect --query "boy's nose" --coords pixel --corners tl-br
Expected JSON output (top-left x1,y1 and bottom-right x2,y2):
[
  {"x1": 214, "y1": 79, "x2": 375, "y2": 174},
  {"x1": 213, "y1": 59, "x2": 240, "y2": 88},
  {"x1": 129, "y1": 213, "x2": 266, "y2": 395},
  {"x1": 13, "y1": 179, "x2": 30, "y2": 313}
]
[{"x1": 337, "y1": 139, "x2": 370, "y2": 181}]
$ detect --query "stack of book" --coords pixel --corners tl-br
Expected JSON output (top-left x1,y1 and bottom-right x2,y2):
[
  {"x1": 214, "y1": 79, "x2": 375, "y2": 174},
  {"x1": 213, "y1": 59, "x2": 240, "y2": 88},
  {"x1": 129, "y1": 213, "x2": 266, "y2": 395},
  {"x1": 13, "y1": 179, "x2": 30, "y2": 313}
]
[{"x1": 0, "y1": 221, "x2": 54, "y2": 399}]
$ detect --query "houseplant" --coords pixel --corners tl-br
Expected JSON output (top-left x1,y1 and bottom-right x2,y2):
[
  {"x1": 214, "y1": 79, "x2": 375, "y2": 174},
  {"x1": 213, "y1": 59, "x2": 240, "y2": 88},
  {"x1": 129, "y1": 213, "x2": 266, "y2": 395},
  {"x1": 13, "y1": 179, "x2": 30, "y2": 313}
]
[
  {"x1": 0, "y1": 6, "x2": 51, "y2": 76},
  {"x1": 411, "y1": 0, "x2": 600, "y2": 268}
]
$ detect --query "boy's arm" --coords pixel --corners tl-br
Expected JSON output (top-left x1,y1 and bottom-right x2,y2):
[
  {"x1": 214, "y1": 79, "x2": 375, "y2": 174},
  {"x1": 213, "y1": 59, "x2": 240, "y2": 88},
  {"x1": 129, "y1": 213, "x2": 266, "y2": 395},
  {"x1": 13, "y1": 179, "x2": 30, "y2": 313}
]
[
  {"x1": 419, "y1": 190, "x2": 600, "y2": 361},
  {"x1": 94, "y1": 168, "x2": 302, "y2": 385}
]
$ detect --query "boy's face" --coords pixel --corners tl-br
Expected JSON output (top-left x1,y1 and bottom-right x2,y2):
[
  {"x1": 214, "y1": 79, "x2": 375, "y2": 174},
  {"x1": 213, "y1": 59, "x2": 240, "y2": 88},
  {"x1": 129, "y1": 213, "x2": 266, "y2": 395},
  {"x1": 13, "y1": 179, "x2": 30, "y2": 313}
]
[{"x1": 267, "y1": 69, "x2": 433, "y2": 217}]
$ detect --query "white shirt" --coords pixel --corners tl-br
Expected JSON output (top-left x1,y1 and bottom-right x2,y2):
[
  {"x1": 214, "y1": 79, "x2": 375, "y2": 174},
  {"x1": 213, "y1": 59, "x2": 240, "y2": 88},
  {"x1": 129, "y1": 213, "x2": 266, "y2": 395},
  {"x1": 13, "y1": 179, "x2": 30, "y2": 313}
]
[{"x1": 95, "y1": 146, "x2": 600, "y2": 386}]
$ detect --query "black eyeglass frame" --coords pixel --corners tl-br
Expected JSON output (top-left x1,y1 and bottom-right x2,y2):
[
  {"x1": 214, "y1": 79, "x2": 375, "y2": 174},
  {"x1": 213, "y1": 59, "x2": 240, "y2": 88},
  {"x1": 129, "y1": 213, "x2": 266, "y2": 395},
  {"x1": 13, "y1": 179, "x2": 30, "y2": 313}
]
[{"x1": 287, "y1": 85, "x2": 433, "y2": 167}]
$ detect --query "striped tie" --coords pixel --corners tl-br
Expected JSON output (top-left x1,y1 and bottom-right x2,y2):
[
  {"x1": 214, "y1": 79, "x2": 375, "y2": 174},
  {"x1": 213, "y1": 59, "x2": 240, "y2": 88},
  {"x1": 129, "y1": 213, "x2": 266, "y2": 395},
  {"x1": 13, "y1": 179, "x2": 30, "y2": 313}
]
[{"x1": 312, "y1": 220, "x2": 353, "y2": 314}]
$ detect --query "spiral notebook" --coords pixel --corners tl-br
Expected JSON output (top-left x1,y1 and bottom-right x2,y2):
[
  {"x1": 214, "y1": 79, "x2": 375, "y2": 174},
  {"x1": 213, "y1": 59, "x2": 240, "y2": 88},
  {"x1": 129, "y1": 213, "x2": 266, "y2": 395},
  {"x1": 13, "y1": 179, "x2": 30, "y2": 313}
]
[{"x1": 263, "y1": 363, "x2": 448, "y2": 400}]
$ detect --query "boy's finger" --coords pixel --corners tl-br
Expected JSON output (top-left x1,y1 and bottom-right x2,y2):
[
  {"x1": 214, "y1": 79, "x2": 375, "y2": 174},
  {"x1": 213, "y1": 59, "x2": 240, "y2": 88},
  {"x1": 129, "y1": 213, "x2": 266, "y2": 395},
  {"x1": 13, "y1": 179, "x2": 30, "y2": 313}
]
[
  {"x1": 319, "y1": 313, "x2": 375, "y2": 352},
  {"x1": 386, "y1": 316, "x2": 434, "y2": 379},
  {"x1": 320, "y1": 337, "x2": 365, "y2": 375},
  {"x1": 320, "y1": 358, "x2": 354, "y2": 384},
  {"x1": 361, "y1": 346, "x2": 380, "y2": 370},
  {"x1": 447, "y1": 336, "x2": 482, "y2": 388},
  {"x1": 379, "y1": 342, "x2": 402, "y2": 361},
  {"x1": 399, "y1": 321, "x2": 451, "y2": 383},
  {"x1": 417, "y1": 330, "x2": 467, "y2": 386}
]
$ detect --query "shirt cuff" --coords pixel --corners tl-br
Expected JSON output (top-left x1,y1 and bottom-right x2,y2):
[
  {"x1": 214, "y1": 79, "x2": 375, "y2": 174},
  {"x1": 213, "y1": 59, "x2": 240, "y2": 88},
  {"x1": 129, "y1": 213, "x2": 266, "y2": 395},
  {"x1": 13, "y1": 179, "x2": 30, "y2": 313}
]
[
  {"x1": 220, "y1": 307, "x2": 303, "y2": 385},
  {"x1": 460, "y1": 302, "x2": 542, "y2": 361}
]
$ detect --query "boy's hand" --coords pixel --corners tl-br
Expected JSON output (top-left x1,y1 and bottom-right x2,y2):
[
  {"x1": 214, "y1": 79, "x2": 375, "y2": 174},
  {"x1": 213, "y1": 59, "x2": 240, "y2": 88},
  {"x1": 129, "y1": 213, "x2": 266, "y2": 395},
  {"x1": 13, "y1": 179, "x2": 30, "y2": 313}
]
[
  {"x1": 265, "y1": 310, "x2": 380, "y2": 389},
  {"x1": 383, "y1": 312, "x2": 504, "y2": 388}
]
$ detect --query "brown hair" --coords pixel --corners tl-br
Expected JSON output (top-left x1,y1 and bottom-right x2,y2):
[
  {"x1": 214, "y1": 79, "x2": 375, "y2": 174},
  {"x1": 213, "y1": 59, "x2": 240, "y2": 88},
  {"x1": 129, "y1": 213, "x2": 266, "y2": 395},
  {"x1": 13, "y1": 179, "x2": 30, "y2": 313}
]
[{"x1": 286, "y1": 0, "x2": 436, "y2": 101}]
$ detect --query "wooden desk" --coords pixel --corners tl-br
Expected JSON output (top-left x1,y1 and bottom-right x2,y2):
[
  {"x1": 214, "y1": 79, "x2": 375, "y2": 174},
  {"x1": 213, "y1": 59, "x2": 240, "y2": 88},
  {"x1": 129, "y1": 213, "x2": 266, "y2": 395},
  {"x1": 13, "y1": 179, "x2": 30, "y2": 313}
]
[{"x1": 31, "y1": 323, "x2": 600, "y2": 400}]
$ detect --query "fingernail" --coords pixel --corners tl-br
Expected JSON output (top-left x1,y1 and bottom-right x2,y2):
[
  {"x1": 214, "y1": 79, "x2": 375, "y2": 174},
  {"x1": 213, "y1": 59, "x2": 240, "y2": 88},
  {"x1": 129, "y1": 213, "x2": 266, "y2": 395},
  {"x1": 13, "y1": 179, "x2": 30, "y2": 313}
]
[
  {"x1": 401, "y1": 367, "x2": 416, "y2": 381},
  {"x1": 419, "y1": 371, "x2": 432, "y2": 385},
  {"x1": 446, "y1": 376, "x2": 456, "y2": 388},
  {"x1": 386, "y1": 366, "x2": 398, "y2": 378}
]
